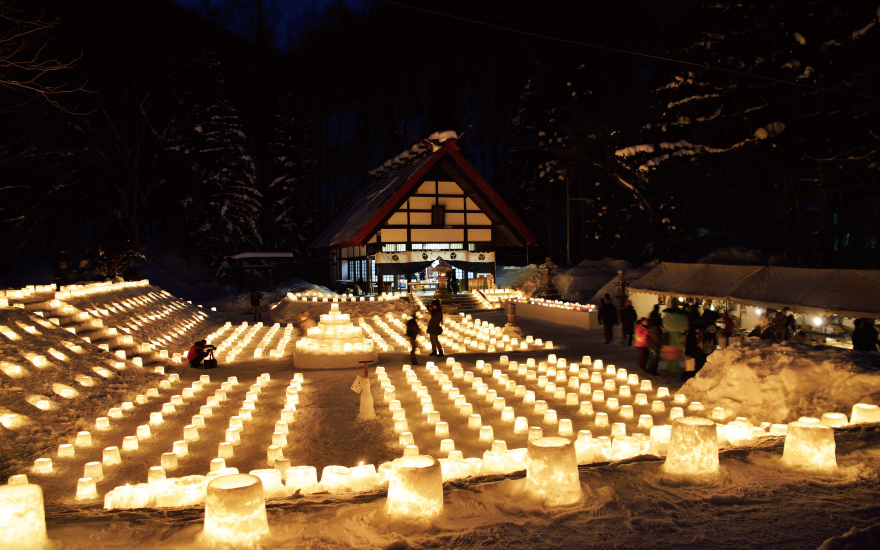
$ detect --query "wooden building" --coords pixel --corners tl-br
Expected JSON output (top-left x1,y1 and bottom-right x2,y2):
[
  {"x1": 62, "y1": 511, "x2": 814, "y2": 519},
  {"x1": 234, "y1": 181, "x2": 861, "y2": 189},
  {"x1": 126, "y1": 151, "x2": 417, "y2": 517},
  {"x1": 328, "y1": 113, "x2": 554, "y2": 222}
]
[{"x1": 311, "y1": 130, "x2": 536, "y2": 293}]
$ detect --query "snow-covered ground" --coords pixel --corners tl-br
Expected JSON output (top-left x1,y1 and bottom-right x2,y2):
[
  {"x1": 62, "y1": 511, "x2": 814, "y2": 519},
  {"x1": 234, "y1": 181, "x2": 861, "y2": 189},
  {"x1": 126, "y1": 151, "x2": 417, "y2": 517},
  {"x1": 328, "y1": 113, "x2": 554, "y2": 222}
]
[{"x1": 3, "y1": 280, "x2": 880, "y2": 549}]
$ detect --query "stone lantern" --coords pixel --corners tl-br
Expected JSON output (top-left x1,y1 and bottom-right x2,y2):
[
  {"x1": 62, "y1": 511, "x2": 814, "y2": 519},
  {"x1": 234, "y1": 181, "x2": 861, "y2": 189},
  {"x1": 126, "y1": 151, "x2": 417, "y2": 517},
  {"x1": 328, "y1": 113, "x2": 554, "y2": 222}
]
[
  {"x1": 432, "y1": 259, "x2": 457, "y2": 311},
  {"x1": 537, "y1": 258, "x2": 561, "y2": 301}
]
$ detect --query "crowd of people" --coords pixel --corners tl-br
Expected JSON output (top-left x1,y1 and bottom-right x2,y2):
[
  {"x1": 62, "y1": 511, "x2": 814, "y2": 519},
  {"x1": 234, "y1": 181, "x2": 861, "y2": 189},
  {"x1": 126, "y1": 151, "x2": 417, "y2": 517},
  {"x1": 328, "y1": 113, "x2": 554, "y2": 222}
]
[{"x1": 603, "y1": 294, "x2": 880, "y2": 381}]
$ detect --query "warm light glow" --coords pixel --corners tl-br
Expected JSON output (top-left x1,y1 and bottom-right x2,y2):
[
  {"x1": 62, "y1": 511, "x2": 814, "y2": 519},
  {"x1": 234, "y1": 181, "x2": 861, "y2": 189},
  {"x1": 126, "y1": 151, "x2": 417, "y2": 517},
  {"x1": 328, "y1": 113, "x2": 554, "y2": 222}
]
[
  {"x1": 202, "y1": 474, "x2": 270, "y2": 547},
  {"x1": 661, "y1": 417, "x2": 719, "y2": 480},
  {"x1": 780, "y1": 422, "x2": 837, "y2": 473},
  {"x1": 384, "y1": 455, "x2": 443, "y2": 523},
  {"x1": 526, "y1": 437, "x2": 582, "y2": 506}
]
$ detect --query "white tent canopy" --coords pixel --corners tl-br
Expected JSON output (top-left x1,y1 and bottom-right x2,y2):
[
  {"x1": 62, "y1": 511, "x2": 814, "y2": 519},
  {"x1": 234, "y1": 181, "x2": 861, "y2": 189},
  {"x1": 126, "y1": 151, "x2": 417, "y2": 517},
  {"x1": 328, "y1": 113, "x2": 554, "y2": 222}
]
[{"x1": 630, "y1": 263, "x2": 880, "y2": 319}]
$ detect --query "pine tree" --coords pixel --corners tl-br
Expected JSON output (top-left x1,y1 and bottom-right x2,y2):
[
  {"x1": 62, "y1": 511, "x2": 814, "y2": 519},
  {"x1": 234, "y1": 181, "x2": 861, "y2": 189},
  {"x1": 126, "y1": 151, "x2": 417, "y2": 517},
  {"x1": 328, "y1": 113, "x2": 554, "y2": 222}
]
[
  {"x1": 264, "y1": 92, "x2": 316, "y2": 255},
  {"x1": 615, "y1": 1, "x2": 880, "y2": 266},
  {"x1": 169, "y1": 50, "x2": 263, "y2": 271},
  {"x1": 507, "y1": 61, "x2": 669, "y2": 264}
]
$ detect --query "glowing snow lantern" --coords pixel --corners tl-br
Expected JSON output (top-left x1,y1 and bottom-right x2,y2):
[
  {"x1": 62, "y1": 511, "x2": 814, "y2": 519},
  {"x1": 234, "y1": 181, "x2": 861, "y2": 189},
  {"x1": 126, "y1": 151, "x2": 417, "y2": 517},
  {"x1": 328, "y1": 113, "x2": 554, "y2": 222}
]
[
  {"x1": 95, "y1": 417, "x2": 110, "y2": 430},
  {"x1": 84, "y1": 461, "x2": 104, "y2": 482},
  {"x1": 286, "y1": 466, "x2": 318, "y2": 494},
  {"x1": 320, "y1": 466, "x2": 351, "y2": 492},
  {"x1": 32, "y1": 458, "x2": 53, "y2": 474},
  {"x1": 383, "y1": 455, "x2": 443, "y2": 524},
  {"x1": 439, "y1": 439, "x2": 455, "y2": 454},
  {"x1": 638, "y1": 415, "x2": 654, "y2": 431},
  {"x1": 122, "y1": 436, "x2": 138, "y2": 452},
  {"x1": 218, "y1": 442, "x2": 234, "y2": 459},
  {"x1": 526, "y1": 437, "x2": 582, "y2": 506},
  {"x1": 173, "y1": 440, "x2": 189, "y2": 458},
  {"x1": 527, "y1": 426, "x2": 544, "y2": 443},
  {"x1": 820, "y1": 412, "x2": 848, "y2": 427},
  {"x1": 780, "y1": 422, "x2": 837, "y2": 473},
  {"x1": 661, "y1": 417, "x2": 719, "y2": 480},
  {"x1": 558, "y1": 418, "x2": 574, "y2": 437},
  {"x1": 435, "y1": 422, "x2": 450, "y2": 438},
  {"x1": 0, "y1": 483, "x2": 50, "y2": 549},
  {"x1": 202, "y1": 474, "x2": 270, "y2": 547},
  {"x1": 148, "y1": 467, "x2": 166, "y2": 483},
  {"x1": 75, "y1": 477, "x2": 98, "y2": 501},
  {"x1": 101, "y1": 446, "x2": 122, "y2": 466},
  {"x1": 850, "y1": 403, "x2": 880, "y2": 424},
  {"x1": 161, "y1": 452, "x2": 178, "y2": 471},
  {"x1": 75, "y1": 431, "x2": 92, "y2": 447},
  {"x1": 57, "y1": 444, "x2": 75, "y2": 458},
  {"x1": 8, "y1": 475, "x2": 28, "y2": 485},
  {"x1": 594, "y1": 412, "x2": 609, "y2": 428}
]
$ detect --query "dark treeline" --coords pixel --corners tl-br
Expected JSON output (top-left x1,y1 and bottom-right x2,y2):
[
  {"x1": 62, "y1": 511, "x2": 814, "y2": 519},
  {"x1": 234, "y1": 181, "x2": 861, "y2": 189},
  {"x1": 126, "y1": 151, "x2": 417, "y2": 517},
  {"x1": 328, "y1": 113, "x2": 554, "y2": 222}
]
[{"x1": 1, "y1": 0, "x2": 878, "y2": 285}]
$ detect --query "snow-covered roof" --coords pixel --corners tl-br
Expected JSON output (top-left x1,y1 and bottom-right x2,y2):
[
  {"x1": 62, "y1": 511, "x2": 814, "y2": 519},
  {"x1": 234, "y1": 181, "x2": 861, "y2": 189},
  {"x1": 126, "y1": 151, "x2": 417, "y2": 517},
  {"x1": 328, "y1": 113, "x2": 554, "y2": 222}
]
[
  {"x1": 311, "y1": 137, "x2": 536, "y2": 249},
  {"x1": 229, "y1": 252, "x2": 294, "y2": 260},
  {"x1": 630, "y1": 262, "x2": 880, "y2": 318}
]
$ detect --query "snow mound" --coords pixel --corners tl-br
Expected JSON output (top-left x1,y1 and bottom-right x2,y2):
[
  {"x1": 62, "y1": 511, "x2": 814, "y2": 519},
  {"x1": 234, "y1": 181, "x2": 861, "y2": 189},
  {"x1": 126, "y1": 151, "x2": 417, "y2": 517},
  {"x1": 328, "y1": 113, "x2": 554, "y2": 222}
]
[
  {"x1": 495, "y1": 264, "x2": 539, "y2": 293},
  {"x1": 697, "y1": 246, "x2": 804, "y2": 267},
  {"x1": 206, "y1": 279, "x2": 332, "y2": 312},
  {"x1": 682, "y1": 339, "x2": 880, "y2": 424},
  {"x1": 498, "y1": 260, "x2": 655, "y2": 304},
  {"x1": 698, "y1": 245, "x2": 768, "y2": 265},
  {"x1": 555, "y1": 258, "x2": 633, "y2": 303},
  {"x1": 589, "y1": 260, "x2": 658, "y2": 304},
  {"x1": 818, "y1": 522, "x2": 880, "y2": 550}
]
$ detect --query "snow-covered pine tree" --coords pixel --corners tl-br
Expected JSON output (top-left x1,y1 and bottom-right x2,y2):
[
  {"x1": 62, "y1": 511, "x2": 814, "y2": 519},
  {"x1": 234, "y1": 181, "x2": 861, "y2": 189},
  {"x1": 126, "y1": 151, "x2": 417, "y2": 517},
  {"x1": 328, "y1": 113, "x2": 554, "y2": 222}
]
[
  {"x1": 506, "y1": 61, "x2": 665, "y2": 264},
  {"x1": 263, "y1": 92, "x2": 316, "y2": 256},
  {"x1": 169, "y1": 50, "x2": 263, "y2": 271},
  {"x1": 615, "y1": 1, "x2": 880, "y2": 266}
]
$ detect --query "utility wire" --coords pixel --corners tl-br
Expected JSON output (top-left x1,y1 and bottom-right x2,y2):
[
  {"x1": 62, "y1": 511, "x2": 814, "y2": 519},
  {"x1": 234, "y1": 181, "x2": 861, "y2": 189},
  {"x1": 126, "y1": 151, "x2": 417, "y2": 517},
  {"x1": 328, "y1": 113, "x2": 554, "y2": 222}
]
[{"x1": 384, "y1": 0, "x2": 880, "y2": 101}]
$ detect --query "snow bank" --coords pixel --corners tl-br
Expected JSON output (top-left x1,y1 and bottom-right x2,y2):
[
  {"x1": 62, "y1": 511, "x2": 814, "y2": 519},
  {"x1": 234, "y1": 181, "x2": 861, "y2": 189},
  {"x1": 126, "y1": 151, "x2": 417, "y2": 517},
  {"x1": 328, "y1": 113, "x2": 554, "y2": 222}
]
[
  {"x1": 682, "y1": 339, "x2": 880, "y2": 424},
  {"x1": 206, "y1": 279, "x2": 332, "y2": 313},
  {"x1": 497, "y1": 259, "x2": 655, "y2": 305},
  {"x1": 698, "y1": 245, "x2": 803, "y2": 267}
]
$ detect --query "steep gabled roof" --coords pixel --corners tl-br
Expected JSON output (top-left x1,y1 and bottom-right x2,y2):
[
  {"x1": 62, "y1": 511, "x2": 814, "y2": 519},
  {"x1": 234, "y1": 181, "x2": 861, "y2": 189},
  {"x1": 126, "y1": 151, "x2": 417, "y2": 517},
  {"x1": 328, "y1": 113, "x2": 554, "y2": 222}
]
[{"x1": 311, "y1": 139, "x2": 536, "y2": 249}]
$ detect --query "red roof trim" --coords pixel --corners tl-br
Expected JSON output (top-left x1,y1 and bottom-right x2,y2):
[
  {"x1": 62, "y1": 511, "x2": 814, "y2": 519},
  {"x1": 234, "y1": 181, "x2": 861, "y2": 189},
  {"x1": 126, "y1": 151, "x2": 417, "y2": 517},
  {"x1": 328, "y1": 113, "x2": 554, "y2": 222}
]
[
  {"x1": 445, "y1": 146, "x2": 537, "y2": 244},
  {"x1": 348, "y1": 147, "x2": 451, "y2": 246},
  {"x1": 348, "y1": 141, "x2": 536, "y2": 246}
]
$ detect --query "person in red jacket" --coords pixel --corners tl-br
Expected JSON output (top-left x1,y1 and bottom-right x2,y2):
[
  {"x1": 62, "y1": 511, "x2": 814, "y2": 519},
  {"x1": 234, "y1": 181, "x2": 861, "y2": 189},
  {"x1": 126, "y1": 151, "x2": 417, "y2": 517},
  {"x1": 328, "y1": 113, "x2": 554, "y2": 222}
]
[
  {"x1": 635, "y1": 318, "x2": 649, "y2": 370},
  {"x1": 187, "y1": 340, "x2": 214, "y2": 368}
]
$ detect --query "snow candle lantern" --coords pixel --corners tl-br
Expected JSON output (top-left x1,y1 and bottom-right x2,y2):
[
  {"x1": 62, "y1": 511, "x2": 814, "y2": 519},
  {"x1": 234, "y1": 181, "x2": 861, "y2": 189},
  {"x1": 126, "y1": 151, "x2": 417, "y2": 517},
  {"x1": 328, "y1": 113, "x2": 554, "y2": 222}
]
[
  {"x1": 850, "y1": 403, "x2": 880, "y2": 424},
  {"x1": 0, "y1": 484, "x2": 50, "y2": 550},
  {"x1": 661, "y1": 417, "x2": 719, "y2": 480},
  {"x1": 780, "y1": 422, "x2": 837, "y2": 473},
  {"x1": 384, "y1": 455, "x2": 443, "y2": 523},
  {"x1": 526, "y1": 437, "x2": 582, "y2": 506},
  {"x1": 202, "y1": 474, "x2": 270, "y2": 548}
]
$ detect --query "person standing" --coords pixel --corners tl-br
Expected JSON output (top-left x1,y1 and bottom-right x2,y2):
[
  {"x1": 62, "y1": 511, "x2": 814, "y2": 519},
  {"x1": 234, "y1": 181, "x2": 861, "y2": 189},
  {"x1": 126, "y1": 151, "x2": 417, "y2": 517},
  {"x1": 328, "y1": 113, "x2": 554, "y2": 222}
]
[
  {"x1": 852, "y1": 319, "x2": 879, "y2": 351},
  {"x1": 406, "y1": 314, "x2": 422, "y2": 365},
  {"x1": 646, "y1": 312, "x2": 662, "y2": 375},
  {"x1": 427, "y1": 299, "x2": 444, "y2": 356},
  {"x1": 53, "y1": 249, "x2": 71, "y2": 290},
  {"x1": 598, "y1": 296, "x2": 618, "y2": 344},
  {"x1": 621, "y1": 300, "x2": 637, "y2": 346},
  {"x1": 782, "y1": 307, "x2": 798, "y2": 340},
  {"x1": 635, "y1": 318, "x2": 649, "y2": 370},
  {"x1": 250, "y1": 288, "x2": 263, "y2": 322}
]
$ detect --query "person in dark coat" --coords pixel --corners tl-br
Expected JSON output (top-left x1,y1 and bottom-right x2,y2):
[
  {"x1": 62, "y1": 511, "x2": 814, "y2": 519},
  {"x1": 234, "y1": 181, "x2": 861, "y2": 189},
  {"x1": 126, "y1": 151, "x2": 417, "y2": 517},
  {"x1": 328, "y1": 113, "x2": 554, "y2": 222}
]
[
  {"x1": 427, "y1": 299, "x2": 444, "y2": 356},
  {"x1": 852, "y1": 319, "x2": 879, "y2": 352},
  {"x1": 683, "y1": 326, "x2": 704, "y2": 381},
  {"x1": 761, "y1": 311, "x2": 787, "y2": 340},
  {"x1": 646, "y1": 313, "x2": 662, "y2": 375},
  {"x1": 598, "y1": 296, "x2": 619, "y2": 344},
  {"x1": 406, "y1": 314, "x2": 422, "y2": 365},
  {"x1": 53, "y1": 249, "x2": 71, "y2": 290},
  {"x1": 250, "y1": 289, "x2": 263, "y2": 322},
  {"x1": 782, "y1": 307, "x2": 798, "y2": 340},
  {"x1": 620, "y1": 300, "x2": 637, "y2": 346}
]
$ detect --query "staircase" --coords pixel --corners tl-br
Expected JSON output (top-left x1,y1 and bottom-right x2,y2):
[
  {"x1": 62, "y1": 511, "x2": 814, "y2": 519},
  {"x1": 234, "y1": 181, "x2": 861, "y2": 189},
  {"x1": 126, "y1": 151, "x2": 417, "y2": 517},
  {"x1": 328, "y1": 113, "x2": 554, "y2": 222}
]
[{"x1": 451, "y1": 292, "x2": 486, "y2": 311}]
